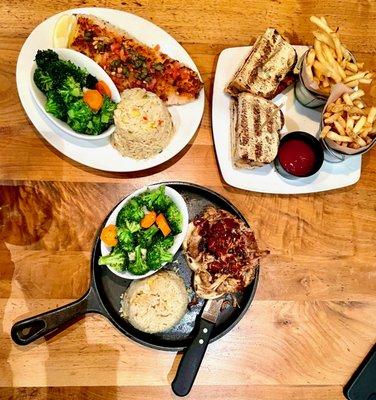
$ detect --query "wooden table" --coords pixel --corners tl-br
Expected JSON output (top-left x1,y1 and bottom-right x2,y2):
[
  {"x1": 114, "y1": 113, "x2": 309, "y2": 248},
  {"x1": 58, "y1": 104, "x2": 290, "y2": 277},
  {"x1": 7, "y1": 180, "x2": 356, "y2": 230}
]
[{"x1": 1, "y1": 1, "x2": 375, "y2": 399}]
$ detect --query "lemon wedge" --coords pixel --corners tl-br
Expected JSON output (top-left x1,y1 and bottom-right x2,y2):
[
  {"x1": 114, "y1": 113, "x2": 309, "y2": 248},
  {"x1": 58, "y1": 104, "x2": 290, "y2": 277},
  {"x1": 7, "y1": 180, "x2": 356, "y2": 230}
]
[{"x1": 53, "y1": 14, "x2": 77, "y2": 48}]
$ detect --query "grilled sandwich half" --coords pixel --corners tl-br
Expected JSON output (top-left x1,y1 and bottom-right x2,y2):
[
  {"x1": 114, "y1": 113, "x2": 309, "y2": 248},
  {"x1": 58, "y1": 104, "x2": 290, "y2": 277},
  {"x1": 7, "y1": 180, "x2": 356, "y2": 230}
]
[
  {"x1": 226, "y1": 28, "x2": 297, "y2": 99},
  {"x1": 231, "y1": 93, "x2": 284, "y2": 168}
]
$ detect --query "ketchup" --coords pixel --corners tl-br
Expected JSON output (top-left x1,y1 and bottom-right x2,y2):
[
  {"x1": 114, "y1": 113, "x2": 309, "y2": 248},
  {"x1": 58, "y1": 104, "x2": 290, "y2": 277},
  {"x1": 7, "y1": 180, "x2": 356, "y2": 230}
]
[{"x1": 278, "y1": 139, "x2": 317, "y2": 177}]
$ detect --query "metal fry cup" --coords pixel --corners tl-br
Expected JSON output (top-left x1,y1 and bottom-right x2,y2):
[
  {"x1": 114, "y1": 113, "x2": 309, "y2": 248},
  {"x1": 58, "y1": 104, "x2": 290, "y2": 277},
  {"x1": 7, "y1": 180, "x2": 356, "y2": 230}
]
[
  {"x1": 294, "y1": 50, "x2": 328, "y2": 108},
  {"x1": 320, "y1": 83, "x2": 376, "y2": 163}
]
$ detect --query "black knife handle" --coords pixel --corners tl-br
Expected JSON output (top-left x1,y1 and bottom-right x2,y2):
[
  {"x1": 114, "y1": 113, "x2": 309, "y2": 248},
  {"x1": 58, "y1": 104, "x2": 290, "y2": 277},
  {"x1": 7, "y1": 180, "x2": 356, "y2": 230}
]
[{"x1": 172, "y1": 318, "x2": 215, "y2": 397}]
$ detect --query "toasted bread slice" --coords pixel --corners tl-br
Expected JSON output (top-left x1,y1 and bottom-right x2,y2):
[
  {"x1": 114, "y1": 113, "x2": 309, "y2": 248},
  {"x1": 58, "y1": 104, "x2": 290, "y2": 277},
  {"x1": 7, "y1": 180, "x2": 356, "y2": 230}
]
[
  {"x1": 231, "y1": 93, "x2": 284, "y2": 168},
  {"x1": 226, "y1": 28, "x2": 296, "y2": 99}
]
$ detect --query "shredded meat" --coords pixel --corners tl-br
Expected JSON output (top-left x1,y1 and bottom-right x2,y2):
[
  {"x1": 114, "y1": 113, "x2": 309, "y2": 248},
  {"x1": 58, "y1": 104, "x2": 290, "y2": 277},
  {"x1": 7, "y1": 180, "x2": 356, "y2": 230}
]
[{"x1": 184, "y1": 207, "x2": 269, "y2": 299}]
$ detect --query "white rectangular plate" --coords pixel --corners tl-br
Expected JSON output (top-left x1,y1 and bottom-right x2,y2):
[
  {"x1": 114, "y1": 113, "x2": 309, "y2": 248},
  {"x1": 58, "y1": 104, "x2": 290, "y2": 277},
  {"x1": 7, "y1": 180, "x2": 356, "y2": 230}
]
[{"x1": 212, "y1": 45, "x2": 361, "y2": 194}]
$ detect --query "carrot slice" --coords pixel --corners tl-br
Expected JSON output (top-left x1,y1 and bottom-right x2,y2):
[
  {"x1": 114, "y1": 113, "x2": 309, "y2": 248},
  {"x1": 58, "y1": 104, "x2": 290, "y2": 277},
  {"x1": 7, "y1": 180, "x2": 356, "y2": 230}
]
[
  {"x1": 140, "y1": 211, "x2": 157, "y2": 229},
  {"x1": 83, "y1": 89, "x2": 103, "y2": 111},
  {"x1": 100, "y1": 224, "x2": 118, "y2": 247},
  {"x1": 156, "y1": 213, "x2": 171, "y2": 237},
  {"x1": 95, "y1": 80, "x2": 112, "y2": 97}
]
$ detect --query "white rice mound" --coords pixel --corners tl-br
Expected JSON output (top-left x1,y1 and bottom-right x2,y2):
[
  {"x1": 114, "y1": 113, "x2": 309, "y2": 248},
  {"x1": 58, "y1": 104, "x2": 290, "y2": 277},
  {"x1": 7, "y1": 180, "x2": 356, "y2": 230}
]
[
  {"x1": 112, "y1": 88, "x2": 174, "y2": 159},
  {"x1": 120, "y1": 270, "x2": 188, "y2": 334}
]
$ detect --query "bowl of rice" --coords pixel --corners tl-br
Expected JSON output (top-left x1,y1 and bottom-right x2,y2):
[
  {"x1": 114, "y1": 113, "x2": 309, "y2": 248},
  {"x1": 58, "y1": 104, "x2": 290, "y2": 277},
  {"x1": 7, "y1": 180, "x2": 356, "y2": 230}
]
[{"x1": 112, "y1": 88, "x2": 174, "y2": 159}]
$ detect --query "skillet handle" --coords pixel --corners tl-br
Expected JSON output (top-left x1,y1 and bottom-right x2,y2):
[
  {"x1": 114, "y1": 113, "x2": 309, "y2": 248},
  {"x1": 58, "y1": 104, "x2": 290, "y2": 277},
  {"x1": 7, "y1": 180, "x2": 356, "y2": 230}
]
[
  {"x1": 171, "y1": 319, "x2": 214, "y2": 397},
  {"x1": 11, "y1": 286, "x2": 103, "y2": 346}
]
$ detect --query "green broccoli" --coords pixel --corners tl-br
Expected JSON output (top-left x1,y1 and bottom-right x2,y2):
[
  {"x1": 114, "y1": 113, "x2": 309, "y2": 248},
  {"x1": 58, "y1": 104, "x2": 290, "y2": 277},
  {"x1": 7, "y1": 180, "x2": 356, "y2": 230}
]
[
  {"x1": 33, "y1": 68, "x2": 54, "y2": 93},
  {"x1": 35, "y1": 49, "x2": 59, "y2": 70},
  {"x1": 146, "y1": 244, "x2": 173, "y2": 270},
  {"x1": 125, "y1": 220, "x2": 141, "y2": 233},
  {"x1": 117, "y1": 227, "x2": 135, "y2": 252},
  {"x1": 166, "y1": 203, "x2": 183, "y2": 234},
  {"x1": 128, "y1": 245, "x2": 149, "y2": 275},
  {"x1": 67, "y1": 100, "x2": 93, "y2": 133},
  {"x1": 153, "y1": 234, "x2": 174, "y2": 250},
  {"x1": 100, "y1": 96, "x2": 117, "y2": 125},
  {"x1": 117, "y1": 198, "x2": 144, "y2": 224},
  {"x1": 98, "y1": 246, "x2": 128, "y2": 272},
  {"x1": 58, "y1": 76, "x2": 83, "y2": 104},
  {"x1": 138, "y1": 185, "x2": 172, "y2": 212},
  {"x1": 137, "y1": 225, "x2": 159, "y2": 248},
  {"x1": 86, "y1": 115, "x2": 103, "y2": 136},
  {"x1": 45, "y1": 91, "x2": 67, "y2": 121}
]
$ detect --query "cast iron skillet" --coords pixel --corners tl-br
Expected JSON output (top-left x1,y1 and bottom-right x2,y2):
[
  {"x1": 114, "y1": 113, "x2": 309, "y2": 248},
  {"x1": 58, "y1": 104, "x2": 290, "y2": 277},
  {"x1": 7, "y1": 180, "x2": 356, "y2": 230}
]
[{"x1": 11, "y1": 182, "x2": 259, "y2": 350}]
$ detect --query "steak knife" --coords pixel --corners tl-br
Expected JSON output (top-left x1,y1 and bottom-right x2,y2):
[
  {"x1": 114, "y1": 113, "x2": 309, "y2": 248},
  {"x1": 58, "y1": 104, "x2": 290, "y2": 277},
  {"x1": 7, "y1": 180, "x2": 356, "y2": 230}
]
[{"x1": 171, "y1": 297, "x2": 224, "y2": 397}]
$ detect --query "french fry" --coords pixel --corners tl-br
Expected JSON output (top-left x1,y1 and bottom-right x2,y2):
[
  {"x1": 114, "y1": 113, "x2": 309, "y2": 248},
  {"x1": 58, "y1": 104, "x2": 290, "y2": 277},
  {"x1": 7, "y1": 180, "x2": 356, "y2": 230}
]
[
  {"x1": 349, "y1": 89, "x2": 365, "y2": 101},
  {"x1": 306, "y1": 48, "x2": 316, "y2": 65},
  {"x1": 305, "y1": 64, "x2": 314, "y2": 81},
  {"x1": 367, "y1": 107, "x2": 376, "y2": 124},
  {"x1": 326, "y1": 131, "x2": 353, "y2": 142},
  {"x1": 345, "y1": 62, "x2": 358, "y2": 73},
  {"x1": 353, "y1": 100, "x2": 365, "y2": 109},
  {"x1": 346, "y1": 80, "x2": 359, "y2": 88},
  {"x1": 320, "y1": 125, "x2": 331, "y2": 138},
  {"x1": 344, "y1": 72, "x2": 367, "y2": 83},
  {"x1": 334, "y1": 120, "x2": 346, "y2": 136},
  {"x1": 343, "y1": 93, "x2": 353, "y2": 106},
  {"x1": 331, "y1": 33, "x2": 343, "y2": 61},
  {"x1": 359, "y1": 78, "x2": 372, "y2": 84},
  {"x1": 310, "y1": 15, "x2": 332, "y2": 34},
  {"x1": 324, "y1": 114, "x2": 339, "y2": 124},
  {"x1": 346, "y1": 117, "x2": 355, "y2": 130},
  {"x1": 353, "y1": 115, "x2": 367, "y2": 134},
  {"x1": 337, "y1": 115, "x2": 347, "y2": 128},
  {"x1": 308, "y1": 16, "x2": 373, "y2": 94}
]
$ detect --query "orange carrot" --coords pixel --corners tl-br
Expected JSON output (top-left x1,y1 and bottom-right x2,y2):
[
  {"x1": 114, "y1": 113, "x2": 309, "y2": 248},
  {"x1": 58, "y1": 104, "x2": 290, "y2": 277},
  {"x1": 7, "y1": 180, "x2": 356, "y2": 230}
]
[
  {"x1": 156, "y1": 213, "x2": 171, "y2": 237},
  {"x1": 95, "y1": 80, "x2": 112, "y2": 97},
  {"x1": 83, "y1": 89, "x2": 103, "y2": 111},
  {"x1": 100, "y1": 224, "x2": 118, "y2": 247},
  {"x1": 140, "y1": 211, "x2": 157, "y2": 229}
]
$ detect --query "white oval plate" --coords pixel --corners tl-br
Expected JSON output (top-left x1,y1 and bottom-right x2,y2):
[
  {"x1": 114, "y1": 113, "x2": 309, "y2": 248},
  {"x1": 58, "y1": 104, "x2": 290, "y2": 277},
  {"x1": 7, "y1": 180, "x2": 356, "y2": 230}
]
[
  {"x1": 17, "y1": 7, "x2": 204, "y2": 172},
  {"x1": 30, "y1": 48, "x2": 121, "y2": 141},
  {"x1": 100, "y1": 184, "x2": 189, "y2": 280}
]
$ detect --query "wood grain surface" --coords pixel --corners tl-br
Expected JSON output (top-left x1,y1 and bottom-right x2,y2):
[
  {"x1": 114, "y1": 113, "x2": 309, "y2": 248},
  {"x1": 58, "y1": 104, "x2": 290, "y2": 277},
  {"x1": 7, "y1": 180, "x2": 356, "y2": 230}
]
[{"x1": 0, "y1": 0, "x2": 376, "y2": 399}]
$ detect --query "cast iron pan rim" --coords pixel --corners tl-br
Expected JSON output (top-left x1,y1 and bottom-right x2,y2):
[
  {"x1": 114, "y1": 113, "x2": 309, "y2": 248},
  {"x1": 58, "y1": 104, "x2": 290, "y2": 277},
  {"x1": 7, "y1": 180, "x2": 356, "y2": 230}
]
[{"x1": 92, "y1": 181, "x2": 260, "y2": 352}]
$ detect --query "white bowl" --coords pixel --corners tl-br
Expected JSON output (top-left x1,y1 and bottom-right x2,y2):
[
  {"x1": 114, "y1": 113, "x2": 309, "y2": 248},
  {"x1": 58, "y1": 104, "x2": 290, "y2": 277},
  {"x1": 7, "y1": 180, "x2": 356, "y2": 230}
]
[
  {"x1": 100, "y1": 184, "x2": 189, "y2": 280},
  {"x1": 30, "y1": 48, "x2": 121, "y2": 140}
]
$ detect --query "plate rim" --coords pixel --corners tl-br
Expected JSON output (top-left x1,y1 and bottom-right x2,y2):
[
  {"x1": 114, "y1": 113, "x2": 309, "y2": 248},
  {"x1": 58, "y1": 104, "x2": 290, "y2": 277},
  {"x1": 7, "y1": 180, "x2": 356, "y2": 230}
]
[
  {"x1": 212, "y1": 45, "x2": 362, "y2": 194},
  {"x1": 16, "y1": 7, "x2": 205, "y2": 172}
]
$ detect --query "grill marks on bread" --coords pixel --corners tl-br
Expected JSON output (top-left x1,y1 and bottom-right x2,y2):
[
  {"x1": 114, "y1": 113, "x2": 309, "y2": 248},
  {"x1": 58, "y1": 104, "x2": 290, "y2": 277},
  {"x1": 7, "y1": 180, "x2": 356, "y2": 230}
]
[
  {"x1": 226, "y1": 28, "x2": 296, "y2": 99},
  {"x1": 232, "y1": 93, "x2": 283, "y2": 168}
]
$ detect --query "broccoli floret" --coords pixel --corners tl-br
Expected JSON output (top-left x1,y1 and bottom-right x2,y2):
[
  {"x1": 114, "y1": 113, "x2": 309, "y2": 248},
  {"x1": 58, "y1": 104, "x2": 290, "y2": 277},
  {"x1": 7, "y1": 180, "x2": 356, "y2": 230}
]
[
  {"x1": 138, "y1": 185, "x2": 172, "y2": 212},
  {"x1": 86, "y1": 115, "x2": 103, "y2": 135},
  {"x1": 35, "y1": 49, "x2": 59, "y2": 70},
  {"x1": 166, "y1": 203, "x2": 183, "y2": 234},
  {"x1": 128, "y1": 245, "x2": 149, "y2": 275},
  {"x1": 67, "y1": 100, "x2": 93, "y2": 133},
  {"x1": 100, "y1": 96, "x2": 117, "y2": 125},
  {"x1": 137, "y1": 225, "x2": 159, "y2": 248},
  {"x1": 58, "y1": 76, "x2": 83, "y2": 104},
  {"x1": 125, "y1": 220, "x2": 141, "y2": 233},
  {"x1": 117, "y1": 199, "x2": 144, "y2": 224},
  {"x1": 98, "y1": 246, "x2": 128, "y2": 272},
  {"x1": 153, "y1": 234, "x2": 174, "y2": 250},
  {"x1": 33, "y1": 68, "x2": 54, "y2": 93},
  {"x1": 86, "y1": 74, "x2": 98, "y2": 89},
  {"x1": 45, "y1": 91, "x2": 67, "y2": 121},
  {"x1": 146, "y1": 244, "x2": 173, "y2": 270},
  {"x1": 117, "y1": 227, "x2": 135, "y2": 252}
]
